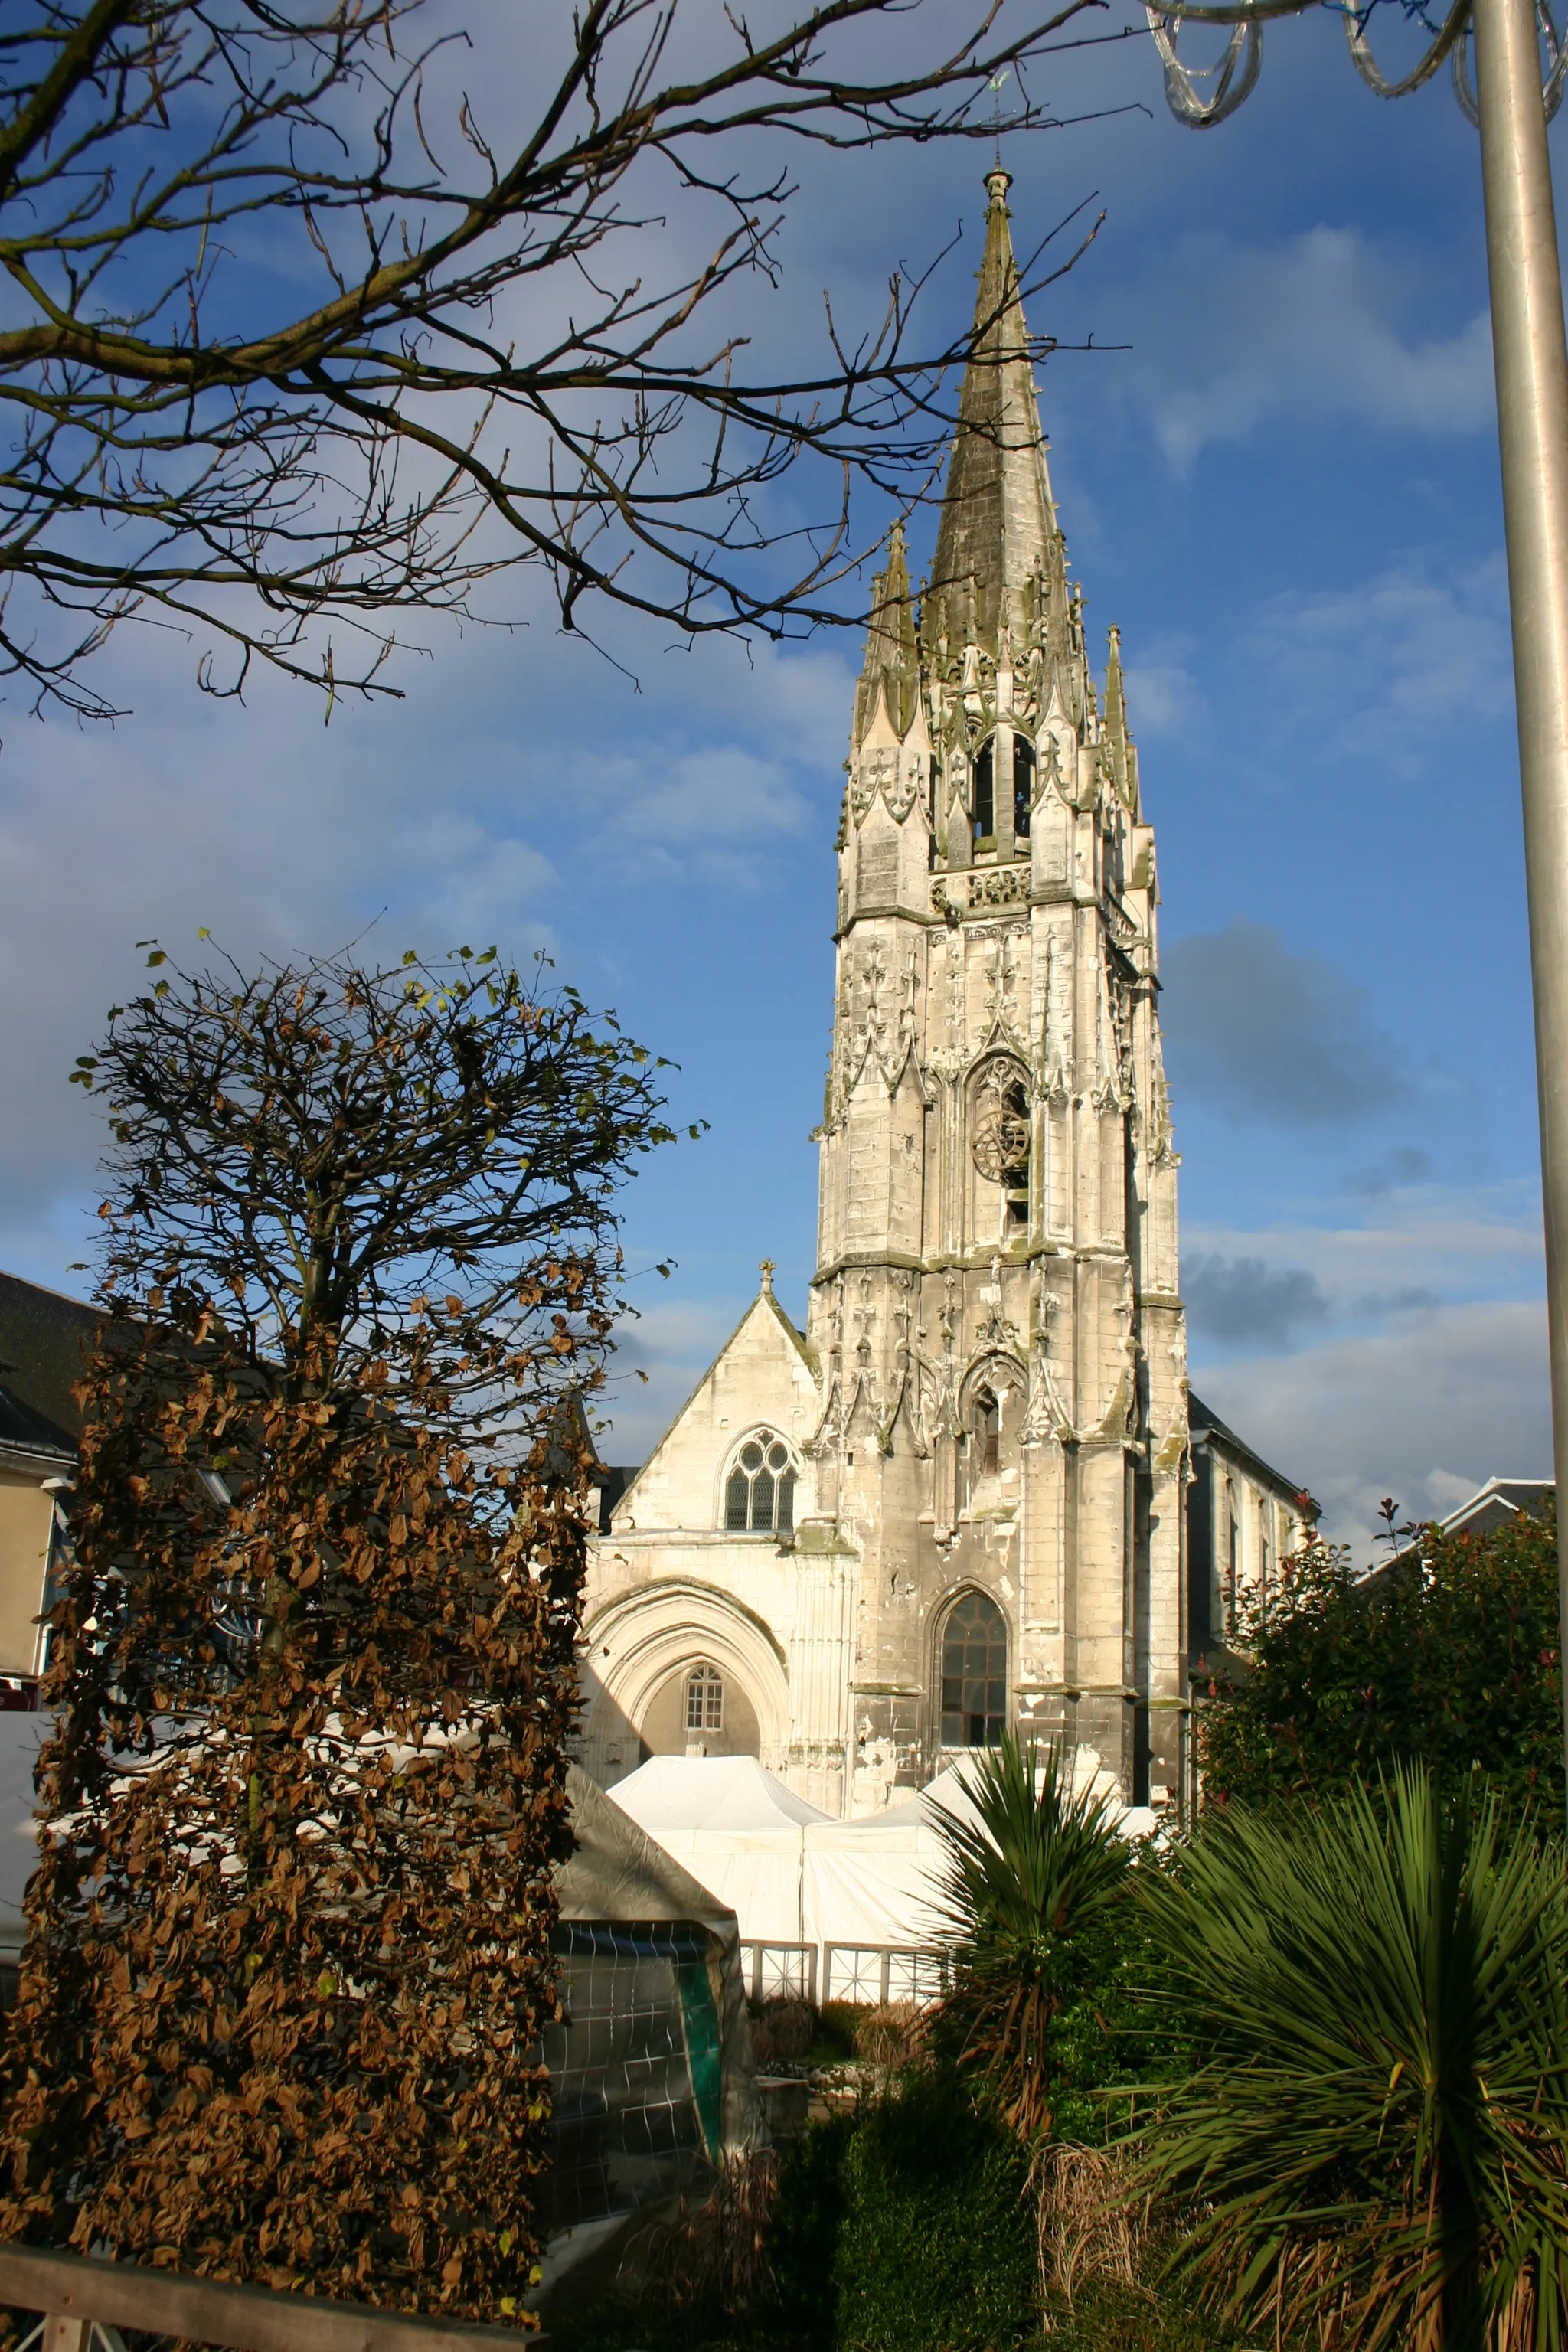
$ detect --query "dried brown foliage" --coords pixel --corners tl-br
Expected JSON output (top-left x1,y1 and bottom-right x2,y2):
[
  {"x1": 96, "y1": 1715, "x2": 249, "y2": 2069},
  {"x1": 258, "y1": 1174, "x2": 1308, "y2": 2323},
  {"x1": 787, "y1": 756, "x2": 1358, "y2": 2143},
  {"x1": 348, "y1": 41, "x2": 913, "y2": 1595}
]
[
  {"x1": 747, "y1": 1998, "x2": 815, "y2": 2069},
  {"x1": 853, "y1": 2001, "x2": 928, "y2": 2089},
  {"x1": 0, "y1": 940, "x2": 677, "y2": 2316},
  {"x1": 1031, "y1": 2141, "x2": 1142, "y2": 2313},
  {"x1": 632, "y1": 2148, "x2": 779, "y2": 2314}
]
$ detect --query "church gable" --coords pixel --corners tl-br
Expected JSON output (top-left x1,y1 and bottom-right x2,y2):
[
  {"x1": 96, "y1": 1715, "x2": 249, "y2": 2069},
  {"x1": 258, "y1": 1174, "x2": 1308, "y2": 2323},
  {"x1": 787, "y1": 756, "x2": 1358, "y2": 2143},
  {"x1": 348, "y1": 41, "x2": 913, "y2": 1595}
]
[{"x1": 609, "y1": 1274, "x2": 821, "y2": 1536}]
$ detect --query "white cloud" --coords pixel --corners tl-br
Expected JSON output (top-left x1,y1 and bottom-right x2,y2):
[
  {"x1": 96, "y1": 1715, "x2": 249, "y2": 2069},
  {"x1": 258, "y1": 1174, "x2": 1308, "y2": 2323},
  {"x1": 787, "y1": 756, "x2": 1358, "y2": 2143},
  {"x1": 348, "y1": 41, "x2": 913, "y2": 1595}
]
[
  {"x1": 1122, "y1": 635, "x2": 1207, "y2": 739},
  {"x1": 0, "y1": 601, "x2": 851, "y2": 1275},
  {"x1": 1112, "y1": 225, "x2": 1493, "y2": 471},
  {"x1": 1241, "y1": 556, "x2": 1512, "y2": 768},
  {"x1": 1187, "y1": 1183, "x2": 1549, "y2": 1550},
  {"x1": 593, "y1": 1292, "x2": 746, "y2": 1464},
  {"x1": 1195, "y1": 1298, "x2": 1551, "y2": 1557},
  {"x1": 1185, "y1": 1182, "x2": 1544, "y2": 1317}
]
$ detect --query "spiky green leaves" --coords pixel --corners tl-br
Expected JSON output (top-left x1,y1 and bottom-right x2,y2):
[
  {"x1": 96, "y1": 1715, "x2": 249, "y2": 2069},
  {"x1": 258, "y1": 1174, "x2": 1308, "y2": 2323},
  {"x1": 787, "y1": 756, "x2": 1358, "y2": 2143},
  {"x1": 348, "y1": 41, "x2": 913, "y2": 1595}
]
[
  {"x1": 932, "y1": 1733, "x2": 1130, "y2": 2142},
  {"x1": 1129, "y1": 1769, "x2": 1568, "y2": 2352}
]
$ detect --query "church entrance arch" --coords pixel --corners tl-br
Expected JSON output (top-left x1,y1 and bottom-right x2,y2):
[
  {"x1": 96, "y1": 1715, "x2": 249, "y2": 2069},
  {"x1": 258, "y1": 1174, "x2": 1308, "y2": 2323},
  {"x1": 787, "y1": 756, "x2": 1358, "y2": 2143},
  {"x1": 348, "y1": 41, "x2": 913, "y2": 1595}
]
[
  {"x1": 582, "y1": 1578, "x2": 790, "y2": 1778},
  {"x1": 638, "y1": 1658, "x2": 763, "y2": 1761}
]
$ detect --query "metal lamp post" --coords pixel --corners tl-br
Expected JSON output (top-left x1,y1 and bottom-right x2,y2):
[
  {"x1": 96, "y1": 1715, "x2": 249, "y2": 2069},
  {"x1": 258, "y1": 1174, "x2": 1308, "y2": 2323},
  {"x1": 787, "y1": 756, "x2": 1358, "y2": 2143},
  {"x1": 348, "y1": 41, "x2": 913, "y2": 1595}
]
[{"x1": 1147, "y1": 0, "x2": 1568, "y2": 1808}]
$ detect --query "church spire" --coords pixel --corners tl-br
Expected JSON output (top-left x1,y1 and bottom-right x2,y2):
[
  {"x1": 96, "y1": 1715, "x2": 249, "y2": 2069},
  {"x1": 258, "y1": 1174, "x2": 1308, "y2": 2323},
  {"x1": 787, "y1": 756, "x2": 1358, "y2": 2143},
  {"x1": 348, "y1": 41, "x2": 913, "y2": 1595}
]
[
  {"x1": 926, "y1": 168, "x2": 1060, "y2": 655},
  {"x1": 853, "y1": 522, "x2": 920, "y2": 745}
]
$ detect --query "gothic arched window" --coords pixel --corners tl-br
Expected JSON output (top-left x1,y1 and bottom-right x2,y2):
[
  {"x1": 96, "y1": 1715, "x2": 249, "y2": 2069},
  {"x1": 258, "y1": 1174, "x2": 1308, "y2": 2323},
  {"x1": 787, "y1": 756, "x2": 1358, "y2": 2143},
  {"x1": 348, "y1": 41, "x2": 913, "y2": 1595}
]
[
  {"x1": 686, "y1": 1662, "x2": 724, "y2": 1733},
  {"x1": 972, "y1": 737, "x2": 995, "y2": 844},
  {"x1": 972, "y1": 1059, "x2": 1031, "y2": 1230},
  {"x1": 940, "y1": 1591, "x2": 1008, "y2": 1749},
  {"x1": 1013, "y1": 736, "x2": 1036, "y2": 839},
  {"x1": 972, "y1": 1387, "x2": 1000, "y2": 1475},
  {"x1": 723, "y1": 1430, "x2": 798, "y2": 1534}
]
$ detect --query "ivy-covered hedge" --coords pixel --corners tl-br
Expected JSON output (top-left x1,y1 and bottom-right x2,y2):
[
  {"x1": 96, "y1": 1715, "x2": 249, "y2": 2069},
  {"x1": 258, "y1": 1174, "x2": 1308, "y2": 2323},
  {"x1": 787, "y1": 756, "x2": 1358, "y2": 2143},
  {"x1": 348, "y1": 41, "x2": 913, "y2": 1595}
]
[{"x1": 767, "y1": 2068, "x2": 1037, "y2": 2352}]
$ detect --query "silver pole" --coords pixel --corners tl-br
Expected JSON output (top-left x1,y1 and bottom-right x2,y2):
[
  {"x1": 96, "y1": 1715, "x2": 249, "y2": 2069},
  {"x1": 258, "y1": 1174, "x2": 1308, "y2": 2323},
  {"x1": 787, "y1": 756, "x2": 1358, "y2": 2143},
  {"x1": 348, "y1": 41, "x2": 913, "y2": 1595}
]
[{"x1": 1472, "y1": 0, "x2": 1568, "y2": 1810}]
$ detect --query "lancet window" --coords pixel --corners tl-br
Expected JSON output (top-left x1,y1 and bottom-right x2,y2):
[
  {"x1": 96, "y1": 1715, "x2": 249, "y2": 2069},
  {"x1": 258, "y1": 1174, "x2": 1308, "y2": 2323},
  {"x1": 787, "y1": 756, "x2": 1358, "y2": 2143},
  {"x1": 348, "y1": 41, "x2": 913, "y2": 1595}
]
[
  {"x1": 939, "y1": 1590, "x2": 1008, "y2": 1749},
  {"x1": 972, "y1": 738, "x2": 995, "y2": 844},
  {"x1": 1013, "y1": 736, "x2": 1035, "y2": 839},
  {"x1": 972, "y1": 1387, "x2": 1001, "y2": 1475},
  {"x1": 723, "y1": 1429, "x2": 798, "y2": 1534}
]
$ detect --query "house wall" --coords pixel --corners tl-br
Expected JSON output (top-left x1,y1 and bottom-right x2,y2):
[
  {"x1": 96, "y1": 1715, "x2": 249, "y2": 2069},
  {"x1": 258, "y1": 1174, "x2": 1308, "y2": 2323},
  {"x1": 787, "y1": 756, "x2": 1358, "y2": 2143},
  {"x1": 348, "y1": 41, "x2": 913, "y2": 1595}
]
[
  {"x1": 0, "y1": 1476, "x2": 51, "y2": 1681},
  {"x1": 1189, "y1": 1439, "x2": 1305, "y2": 1651}
]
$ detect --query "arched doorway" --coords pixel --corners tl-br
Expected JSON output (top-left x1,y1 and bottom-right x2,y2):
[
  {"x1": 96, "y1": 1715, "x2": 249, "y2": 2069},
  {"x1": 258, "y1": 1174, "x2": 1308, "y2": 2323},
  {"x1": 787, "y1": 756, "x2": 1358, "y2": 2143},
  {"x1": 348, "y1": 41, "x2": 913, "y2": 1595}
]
[{"x1": 637, "y1": 1656, "x2": 763, "y2": 1760}]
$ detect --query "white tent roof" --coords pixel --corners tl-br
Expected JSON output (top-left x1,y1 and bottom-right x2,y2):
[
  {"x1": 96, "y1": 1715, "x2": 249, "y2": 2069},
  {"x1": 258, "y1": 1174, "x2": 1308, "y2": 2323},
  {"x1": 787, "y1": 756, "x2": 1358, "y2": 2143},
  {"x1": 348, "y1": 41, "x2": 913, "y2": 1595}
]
[
  {"x1": 612, "y1": 1754, "x2": 832, "y2": 1834},
  {"x1": 606, "y1": 1755, "x2": 1158, "y2": 1969}
]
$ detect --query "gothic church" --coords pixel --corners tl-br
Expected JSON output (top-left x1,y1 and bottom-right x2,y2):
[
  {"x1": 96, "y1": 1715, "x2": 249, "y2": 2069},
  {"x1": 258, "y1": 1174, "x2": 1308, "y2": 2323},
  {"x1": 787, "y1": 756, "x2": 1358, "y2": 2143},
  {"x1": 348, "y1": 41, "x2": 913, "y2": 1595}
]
[{"x1": 578, "y1": 173, "x2": 1303, "y2": 1820}]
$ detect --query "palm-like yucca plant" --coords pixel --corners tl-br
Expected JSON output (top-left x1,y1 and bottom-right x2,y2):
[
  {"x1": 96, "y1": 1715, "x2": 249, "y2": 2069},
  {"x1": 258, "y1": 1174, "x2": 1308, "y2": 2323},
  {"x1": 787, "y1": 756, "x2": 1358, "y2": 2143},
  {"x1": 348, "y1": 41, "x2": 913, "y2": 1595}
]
[
  {"x1": 1130, "y1": 1766, "x2": 1568, "y2": 2352},
  {"x1": 933, "y1": 1730, "x2": 1129, "y2": 2140}
]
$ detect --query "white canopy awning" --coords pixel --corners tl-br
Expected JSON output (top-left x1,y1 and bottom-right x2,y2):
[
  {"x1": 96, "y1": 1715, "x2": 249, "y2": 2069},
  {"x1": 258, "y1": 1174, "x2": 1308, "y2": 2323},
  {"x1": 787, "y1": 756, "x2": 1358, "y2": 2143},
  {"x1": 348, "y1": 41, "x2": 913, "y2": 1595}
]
[{"x1": 609, "y1": 1756, "x2": 1158, "y2": 1966}]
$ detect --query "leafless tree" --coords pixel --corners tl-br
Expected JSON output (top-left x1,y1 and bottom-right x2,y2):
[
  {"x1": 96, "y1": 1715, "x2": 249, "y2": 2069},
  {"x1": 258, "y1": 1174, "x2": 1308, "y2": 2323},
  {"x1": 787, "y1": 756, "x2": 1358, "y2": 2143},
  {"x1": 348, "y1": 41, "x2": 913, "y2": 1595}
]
[{"x1": 0, "y1": 0, "x2": 1119, "y2": 723}]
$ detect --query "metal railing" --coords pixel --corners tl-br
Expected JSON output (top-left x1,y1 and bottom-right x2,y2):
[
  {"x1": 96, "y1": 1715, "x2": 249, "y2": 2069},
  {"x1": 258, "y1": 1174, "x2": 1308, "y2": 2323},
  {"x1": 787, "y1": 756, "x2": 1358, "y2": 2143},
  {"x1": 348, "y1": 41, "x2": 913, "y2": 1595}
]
[
  {"x1": 0, "y1": 2242, "x2": 547, "y2": 2352},
  {"x1": 821, "y1": 1944, "x2": 949, "y2": 2005},
  {"x1": 737, "y1": 1939, "x2": 817, "y2": 2005}
]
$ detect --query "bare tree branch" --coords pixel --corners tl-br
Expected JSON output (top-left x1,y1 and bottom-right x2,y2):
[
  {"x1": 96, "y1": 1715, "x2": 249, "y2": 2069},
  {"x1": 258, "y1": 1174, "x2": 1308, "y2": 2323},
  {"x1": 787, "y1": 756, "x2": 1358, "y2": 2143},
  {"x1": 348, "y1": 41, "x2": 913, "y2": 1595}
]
[{"x1": 0, "y1": 0, "x2": 1137, "y2": 719}]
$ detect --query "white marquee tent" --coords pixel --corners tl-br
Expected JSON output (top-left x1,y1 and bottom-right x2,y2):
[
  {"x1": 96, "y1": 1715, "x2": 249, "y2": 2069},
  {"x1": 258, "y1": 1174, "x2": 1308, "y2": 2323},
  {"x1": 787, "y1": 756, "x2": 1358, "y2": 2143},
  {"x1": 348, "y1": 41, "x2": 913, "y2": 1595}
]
[
  {"x1": 609, "y1": 1755, "x2": 981, "y2": 1998},
  {"x1": 609, "y1": 1753, "x2": 1157, "y2": 2001}
]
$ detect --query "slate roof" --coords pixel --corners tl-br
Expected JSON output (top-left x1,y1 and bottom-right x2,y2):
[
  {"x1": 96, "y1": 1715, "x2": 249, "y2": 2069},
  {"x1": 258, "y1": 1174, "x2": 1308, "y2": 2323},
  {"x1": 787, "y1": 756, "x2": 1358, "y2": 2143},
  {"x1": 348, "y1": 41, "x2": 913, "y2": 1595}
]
[
  {"x1": 1187, "y1": 1388, "x2": 1303, "y2": 1503},
  {"x1": 1436, "y1": 1475, "x2": 1553, "y2": 1539},
  {"x1": 0, "y1": 1270, "x2": 100, "y2": 1465}
]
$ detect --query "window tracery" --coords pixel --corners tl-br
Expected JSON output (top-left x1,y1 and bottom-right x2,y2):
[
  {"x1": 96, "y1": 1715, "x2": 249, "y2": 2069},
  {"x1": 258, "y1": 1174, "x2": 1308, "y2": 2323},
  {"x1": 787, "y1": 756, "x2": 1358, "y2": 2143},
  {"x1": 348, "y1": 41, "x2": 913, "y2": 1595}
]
[
  {"x1": 971, "y1": 1058, "x2": 1031, "y2": 1229},
  {"x1": 940, "y1": 1590, "x2": 1008, "y2": 1748},
  {"x1": 723, "y1": 1429, "x2": 798, "y2": 1534}
]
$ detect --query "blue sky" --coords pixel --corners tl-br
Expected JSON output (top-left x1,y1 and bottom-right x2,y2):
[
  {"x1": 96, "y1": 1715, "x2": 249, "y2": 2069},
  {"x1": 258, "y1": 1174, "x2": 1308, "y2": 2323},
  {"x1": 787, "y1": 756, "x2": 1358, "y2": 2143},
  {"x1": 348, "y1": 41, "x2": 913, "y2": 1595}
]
[{"x1": 0, "y1": 2, "x2": 1557, "y2": 1553}]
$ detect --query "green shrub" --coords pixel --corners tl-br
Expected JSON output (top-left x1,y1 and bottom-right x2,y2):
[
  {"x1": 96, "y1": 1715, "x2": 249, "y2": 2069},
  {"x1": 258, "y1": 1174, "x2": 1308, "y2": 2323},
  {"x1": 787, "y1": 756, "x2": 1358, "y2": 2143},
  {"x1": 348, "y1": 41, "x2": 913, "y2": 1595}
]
[
  {"x1": 831, "y1": 2068, "x2": 1037, "y2": 2352},
  {"x1": 1041, "y1": 2277, "x2": 1240, "y2": 2352},
  {"x1": 763, "y1": 2109, "x2": 856, "y2": 2348},
  {"x1": 929, "y1": 1730, "x2": 1129, "y2": 2142},
  {"x1": 1198, "y1": 1509, "x2": 1563, "y2": 1811},
  {"x1": 1130, "y1": 1766, "x2": 1568, "y2": 2350}
]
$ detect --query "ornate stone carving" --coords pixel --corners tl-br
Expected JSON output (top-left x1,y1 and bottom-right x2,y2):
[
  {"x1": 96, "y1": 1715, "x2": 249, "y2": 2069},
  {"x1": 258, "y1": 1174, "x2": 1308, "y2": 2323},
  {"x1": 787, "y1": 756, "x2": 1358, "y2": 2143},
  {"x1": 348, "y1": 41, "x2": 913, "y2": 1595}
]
[
  {"x1": 883, "y1": 756, "x2": 921, "y2": 824},
  {"x1": 971, "y1": 1061, "x2": 1030, "y2": 1184}
]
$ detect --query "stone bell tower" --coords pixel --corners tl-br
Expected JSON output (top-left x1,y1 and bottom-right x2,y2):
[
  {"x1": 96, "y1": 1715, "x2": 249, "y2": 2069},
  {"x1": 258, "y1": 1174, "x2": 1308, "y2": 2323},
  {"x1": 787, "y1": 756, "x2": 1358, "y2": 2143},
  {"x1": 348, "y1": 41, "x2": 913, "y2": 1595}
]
[{"x1": 802, "y1": 168, "x2": 1190, "y2": 1805}]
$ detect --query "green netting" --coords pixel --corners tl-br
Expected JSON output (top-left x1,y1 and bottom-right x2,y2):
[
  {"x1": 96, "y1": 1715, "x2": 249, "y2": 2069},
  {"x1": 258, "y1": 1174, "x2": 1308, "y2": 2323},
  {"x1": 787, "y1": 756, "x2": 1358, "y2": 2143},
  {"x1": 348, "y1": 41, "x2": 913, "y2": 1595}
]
[
  {"x1": 544, "y1": 1921, "x2": 720, "y2": 2229},
  {"x1": 674, "y1": 1957, "x2": 724, "y2": 2164}
]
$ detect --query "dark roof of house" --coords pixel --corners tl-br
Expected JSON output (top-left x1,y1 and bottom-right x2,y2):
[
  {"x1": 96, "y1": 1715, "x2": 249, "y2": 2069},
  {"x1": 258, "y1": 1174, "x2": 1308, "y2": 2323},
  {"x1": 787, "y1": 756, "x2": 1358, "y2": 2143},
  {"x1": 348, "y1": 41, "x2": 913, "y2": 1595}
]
[
  {"x1": 0, "y1": 1270, "x2": 100, "y2": 1459},
  {"x1": 592, "y1": 1465, "x2": 640, "y2": 1535},
  {"x1": 1187, "y1": 1390, "x2": 1302, "y2": 1504},
  {"x1": 1361, "y1": 1475, "x2": 1554, "y2": 1596},
  {"x1": 1438, "y1": 1475, "x2": 1553, "y2": 1539}
]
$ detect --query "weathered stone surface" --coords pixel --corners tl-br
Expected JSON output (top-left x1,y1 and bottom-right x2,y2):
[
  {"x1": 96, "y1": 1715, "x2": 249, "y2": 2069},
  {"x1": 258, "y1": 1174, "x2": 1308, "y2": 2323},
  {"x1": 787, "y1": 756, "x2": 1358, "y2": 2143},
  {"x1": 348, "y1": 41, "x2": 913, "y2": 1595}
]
[{"x1": 577, "y1": 177, "x2": 1304, "y2": 1821}]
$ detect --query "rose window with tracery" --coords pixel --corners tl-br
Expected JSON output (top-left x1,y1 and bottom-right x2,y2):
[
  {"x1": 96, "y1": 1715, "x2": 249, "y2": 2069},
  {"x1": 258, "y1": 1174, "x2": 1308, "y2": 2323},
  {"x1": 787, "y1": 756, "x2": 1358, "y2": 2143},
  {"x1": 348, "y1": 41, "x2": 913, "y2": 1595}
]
[{"x1": 971, "y1": 1062, "x2": 1031, "y2": 1227}]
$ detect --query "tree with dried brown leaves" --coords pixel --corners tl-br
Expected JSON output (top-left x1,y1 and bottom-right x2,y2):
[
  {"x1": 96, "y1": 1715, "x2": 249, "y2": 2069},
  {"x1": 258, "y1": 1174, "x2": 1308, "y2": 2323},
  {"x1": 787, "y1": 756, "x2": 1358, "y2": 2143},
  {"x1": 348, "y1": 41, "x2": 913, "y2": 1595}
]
[
  {"x1": 0, "y1": 940, "x2": 678, "y2": 2318},
  {"x1": 0, "y1": 0, "x2": 1118, "y2": 722}
]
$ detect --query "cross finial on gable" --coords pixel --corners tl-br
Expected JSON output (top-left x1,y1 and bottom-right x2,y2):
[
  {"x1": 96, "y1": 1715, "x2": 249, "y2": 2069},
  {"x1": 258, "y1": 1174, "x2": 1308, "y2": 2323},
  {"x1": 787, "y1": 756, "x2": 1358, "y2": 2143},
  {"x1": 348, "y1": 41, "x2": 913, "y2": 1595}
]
[{"x1": 759, "y1": 1258, "x2": 776, "y2": 1294}]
